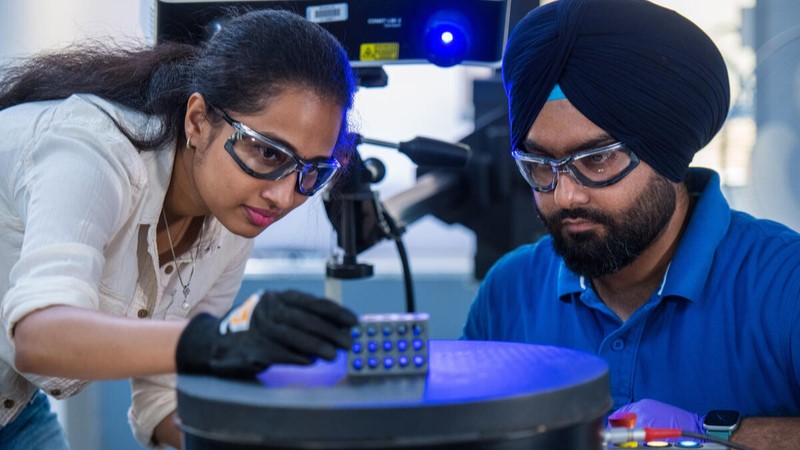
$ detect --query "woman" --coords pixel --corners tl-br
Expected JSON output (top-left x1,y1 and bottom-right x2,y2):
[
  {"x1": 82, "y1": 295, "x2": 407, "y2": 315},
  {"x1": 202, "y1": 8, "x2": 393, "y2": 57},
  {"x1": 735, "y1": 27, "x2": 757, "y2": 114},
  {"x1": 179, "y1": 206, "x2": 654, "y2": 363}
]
[{"x1": 0, "y1": 9, "x2": 358, "y2": 449}]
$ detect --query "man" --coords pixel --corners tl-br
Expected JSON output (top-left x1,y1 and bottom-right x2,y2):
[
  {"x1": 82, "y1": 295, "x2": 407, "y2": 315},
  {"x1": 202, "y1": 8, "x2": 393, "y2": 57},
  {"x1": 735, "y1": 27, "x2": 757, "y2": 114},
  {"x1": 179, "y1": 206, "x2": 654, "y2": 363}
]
[{"x1": 461, "y1": 0, "x2": 800, "y2": 448}]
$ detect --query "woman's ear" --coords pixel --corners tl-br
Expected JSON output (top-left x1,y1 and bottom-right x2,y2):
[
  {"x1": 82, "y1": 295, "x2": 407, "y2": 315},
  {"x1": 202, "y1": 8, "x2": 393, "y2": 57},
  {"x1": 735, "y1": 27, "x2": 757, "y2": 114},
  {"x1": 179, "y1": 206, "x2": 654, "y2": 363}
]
[{"x1": 184, "y1": 93, "x2": 210, "y2": 149}]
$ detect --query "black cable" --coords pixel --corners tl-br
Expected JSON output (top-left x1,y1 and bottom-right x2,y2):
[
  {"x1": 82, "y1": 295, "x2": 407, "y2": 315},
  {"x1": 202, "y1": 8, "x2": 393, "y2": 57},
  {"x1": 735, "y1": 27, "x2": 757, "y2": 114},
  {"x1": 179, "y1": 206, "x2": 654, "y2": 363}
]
[
  {"x1": 681, "y1": 431, "x2": 756, "y2": 450},
  {"x1": 393, "y1": 235, "x2": 415, "y2": 313},
  {"x1": 380, "y1": 208, "x2": 416, "y2": 313}
]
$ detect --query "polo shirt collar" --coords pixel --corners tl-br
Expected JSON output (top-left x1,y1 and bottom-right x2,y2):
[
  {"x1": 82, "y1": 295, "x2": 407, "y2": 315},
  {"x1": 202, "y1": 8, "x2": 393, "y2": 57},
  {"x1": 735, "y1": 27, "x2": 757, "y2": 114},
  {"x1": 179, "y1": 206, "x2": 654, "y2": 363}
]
[
  {"x1": 557, "y1": 261, "x2": 585, "y2": 300},
  {"x1": 555, "y1": 168, "x2": 731, "y2": 302},
  {"x1": 659, "y1": 168, "x2": 731, "y2": 301}
]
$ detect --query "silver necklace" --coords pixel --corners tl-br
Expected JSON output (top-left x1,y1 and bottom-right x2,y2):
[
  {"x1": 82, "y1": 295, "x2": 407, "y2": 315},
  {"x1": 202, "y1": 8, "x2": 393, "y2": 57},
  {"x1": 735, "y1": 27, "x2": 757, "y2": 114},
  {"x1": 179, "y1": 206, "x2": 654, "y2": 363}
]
[{"x1": 162, "y1": 209, "x2": 203, "y2": 307}]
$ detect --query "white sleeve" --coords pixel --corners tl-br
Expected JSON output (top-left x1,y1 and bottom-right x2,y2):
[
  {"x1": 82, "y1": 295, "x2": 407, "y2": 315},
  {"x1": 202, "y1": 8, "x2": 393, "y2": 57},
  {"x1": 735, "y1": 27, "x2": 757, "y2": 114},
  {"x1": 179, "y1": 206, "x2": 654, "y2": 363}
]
[{"x1": 2, "y1": 118, "x2": 140, "y2": 338}]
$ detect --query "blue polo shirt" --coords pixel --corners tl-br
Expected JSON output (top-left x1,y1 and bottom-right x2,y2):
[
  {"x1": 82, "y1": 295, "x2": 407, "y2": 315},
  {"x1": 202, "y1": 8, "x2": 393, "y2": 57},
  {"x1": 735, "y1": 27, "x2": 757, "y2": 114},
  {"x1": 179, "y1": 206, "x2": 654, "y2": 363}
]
[{"x1": 462, "y1": 168, "x2": 800, "y2": 417}]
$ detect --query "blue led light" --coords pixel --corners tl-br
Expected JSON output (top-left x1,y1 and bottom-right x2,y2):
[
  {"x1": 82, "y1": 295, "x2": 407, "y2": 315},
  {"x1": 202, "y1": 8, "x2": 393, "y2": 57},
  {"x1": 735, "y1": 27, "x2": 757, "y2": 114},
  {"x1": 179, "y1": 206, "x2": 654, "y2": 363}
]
[
  {"x1": 351, "y1": 342, "x2": 363, "y2": 354},
  {"x1": 413, "y1": 324, "x2": 423, "y2": 336},
  {"x1": 366, "y1": 326, "x2": 376, "y2": 337},
  {"x1": 351, "y1": 327, "x2": 361, "y2": 339},
  {"x1": 382, "y1": 325, "x2": 392, "y2": 336},
  {"x1": 351, "y1": 358, "x2": 364, "y2": 371},
  {"x1": 383, "y1": 357, "x2": 394, "y2": 369},
  {"x1": 413, "y1": 339, "x2": 424, "y2": 351},
  {"x1": 675, "y1": 441, "x2": 702, "y2": 448},
  {"x1": 398, "y1": 355, "x2": 409, "y2": 367},
  {"x1": 383, "y1": 340, "x2": 393, "y2": 352},
  {"x1": 413, "y1": 355, "x2": 426, "y2": 367},
  {"x1": 367, "y1": 357, "x2": 378, "y2": 369},
  {"x1": 367, "y1": 341, "x2": 378, "y2": 353},
  {"x1": 423, "y1": 10, "x2": 471, "y2": 67},
  {"x1": 397, "y1": 340, "x2": 408, "y2": 352},
  {"x1": 397, "y1": 325, "x2": 407, "y2": 335},
  {"x1": 440, "y1": 31, "x2": 454, "y2": 45}
]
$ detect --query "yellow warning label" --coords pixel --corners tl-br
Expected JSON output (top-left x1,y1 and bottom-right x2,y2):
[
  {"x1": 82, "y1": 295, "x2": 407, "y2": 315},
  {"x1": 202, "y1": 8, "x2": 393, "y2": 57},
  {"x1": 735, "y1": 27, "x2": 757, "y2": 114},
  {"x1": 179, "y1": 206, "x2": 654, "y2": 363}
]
[{"x1": 360, "y1": 43, "x2": 400, "y2": 61}]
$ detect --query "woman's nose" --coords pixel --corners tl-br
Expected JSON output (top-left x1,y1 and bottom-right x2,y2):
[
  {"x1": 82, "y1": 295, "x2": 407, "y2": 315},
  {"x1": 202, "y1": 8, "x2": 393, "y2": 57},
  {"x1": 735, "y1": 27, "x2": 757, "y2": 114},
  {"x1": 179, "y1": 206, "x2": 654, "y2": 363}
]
[{"x1": 261, "y1": 171, "x2": 298, "y2": 210}]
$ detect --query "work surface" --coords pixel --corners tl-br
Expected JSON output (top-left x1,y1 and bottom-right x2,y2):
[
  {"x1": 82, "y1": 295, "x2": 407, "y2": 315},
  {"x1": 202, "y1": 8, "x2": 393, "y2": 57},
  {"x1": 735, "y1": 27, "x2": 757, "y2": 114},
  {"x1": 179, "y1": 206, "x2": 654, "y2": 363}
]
[{"x1": 177, "y1": 340, "x2": 611, "y2": 448}]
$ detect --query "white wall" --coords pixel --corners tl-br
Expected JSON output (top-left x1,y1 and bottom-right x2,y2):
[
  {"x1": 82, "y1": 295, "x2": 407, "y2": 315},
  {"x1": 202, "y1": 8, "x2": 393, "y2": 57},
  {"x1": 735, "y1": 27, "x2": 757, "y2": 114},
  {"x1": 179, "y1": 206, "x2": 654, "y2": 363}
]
[
  {"x1": 3, "y1": 1, "x2": 781, "y2": 266},
  {"x1": 0, "y1": 0, "x2": 145, "y2": 61}
]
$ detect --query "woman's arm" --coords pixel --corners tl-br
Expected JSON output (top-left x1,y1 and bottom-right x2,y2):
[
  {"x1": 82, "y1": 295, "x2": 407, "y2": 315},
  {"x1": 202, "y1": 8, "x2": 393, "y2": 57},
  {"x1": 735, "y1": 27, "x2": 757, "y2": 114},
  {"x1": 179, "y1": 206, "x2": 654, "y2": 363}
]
[{"x1": 14, "y1": 305, "x2": 186, "y2": 379}]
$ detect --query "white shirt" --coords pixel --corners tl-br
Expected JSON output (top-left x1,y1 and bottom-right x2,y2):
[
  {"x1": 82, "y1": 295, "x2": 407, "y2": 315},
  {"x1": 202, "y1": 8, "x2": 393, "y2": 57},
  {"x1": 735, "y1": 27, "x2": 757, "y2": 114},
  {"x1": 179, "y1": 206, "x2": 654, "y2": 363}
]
[{"x1": 0, "y1": 94, "x2": 254, "y2": 446}]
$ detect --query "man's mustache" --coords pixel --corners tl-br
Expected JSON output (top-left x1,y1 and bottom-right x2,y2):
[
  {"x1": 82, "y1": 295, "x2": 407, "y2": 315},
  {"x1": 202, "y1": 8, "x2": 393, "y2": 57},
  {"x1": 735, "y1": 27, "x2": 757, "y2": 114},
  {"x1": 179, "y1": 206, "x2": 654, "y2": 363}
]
[{"x1": 551, "y1": 208, "x2": 613, "y2": 225}]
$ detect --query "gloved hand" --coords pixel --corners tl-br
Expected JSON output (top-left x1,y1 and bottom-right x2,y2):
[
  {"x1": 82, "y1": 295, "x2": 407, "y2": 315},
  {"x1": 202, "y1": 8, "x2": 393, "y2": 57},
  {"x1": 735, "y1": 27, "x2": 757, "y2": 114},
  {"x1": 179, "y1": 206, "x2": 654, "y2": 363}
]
[
  {"x1": 608, "y1": 398, "x2": 704, "y2": 433},
  {"x1": 176, "y1": 290, "x2": 358, "y2": 378}
]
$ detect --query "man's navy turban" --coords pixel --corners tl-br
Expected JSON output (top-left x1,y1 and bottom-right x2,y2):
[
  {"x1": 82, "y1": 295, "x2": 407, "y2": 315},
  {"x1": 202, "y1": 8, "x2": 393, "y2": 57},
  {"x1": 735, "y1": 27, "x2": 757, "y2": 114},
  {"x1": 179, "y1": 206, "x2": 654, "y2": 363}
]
[{"x1": 502, "y1": 0, "x2": 730, "y2": 182}]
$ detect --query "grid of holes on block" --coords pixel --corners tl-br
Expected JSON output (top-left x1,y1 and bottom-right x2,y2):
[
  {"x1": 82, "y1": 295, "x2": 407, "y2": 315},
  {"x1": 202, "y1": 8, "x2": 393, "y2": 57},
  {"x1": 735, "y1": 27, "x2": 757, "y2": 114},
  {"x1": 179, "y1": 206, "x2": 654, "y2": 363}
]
[{"x1": 347, "y1": 312, "x2": 430, "y2": 376}]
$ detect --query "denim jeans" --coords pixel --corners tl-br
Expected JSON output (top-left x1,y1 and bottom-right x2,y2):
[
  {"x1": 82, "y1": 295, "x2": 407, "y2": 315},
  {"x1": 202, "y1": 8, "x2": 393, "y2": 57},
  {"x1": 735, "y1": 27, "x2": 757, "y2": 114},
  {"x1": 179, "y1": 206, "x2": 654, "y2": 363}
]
[{"x1": 0, "y1": 390, "x2": 71, "y2": 450}]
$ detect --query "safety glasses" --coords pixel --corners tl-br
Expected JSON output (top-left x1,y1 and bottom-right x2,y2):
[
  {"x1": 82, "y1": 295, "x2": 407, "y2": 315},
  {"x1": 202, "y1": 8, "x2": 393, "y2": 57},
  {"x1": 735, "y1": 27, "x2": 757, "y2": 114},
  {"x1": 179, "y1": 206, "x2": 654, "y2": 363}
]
[
  {"x1": 209, "y1": 104, "x2": 341, "y2": 196},
  {"x1": 512, "y1": 142, "x2": 639, "y2": 192}
]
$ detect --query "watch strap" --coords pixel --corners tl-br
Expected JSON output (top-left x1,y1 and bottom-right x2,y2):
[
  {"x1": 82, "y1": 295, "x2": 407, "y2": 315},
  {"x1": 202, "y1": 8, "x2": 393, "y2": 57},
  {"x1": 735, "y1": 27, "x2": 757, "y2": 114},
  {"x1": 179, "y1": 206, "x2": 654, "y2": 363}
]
[{"x1": 706, "y1": 429, "x2": 732, "y2": 440}]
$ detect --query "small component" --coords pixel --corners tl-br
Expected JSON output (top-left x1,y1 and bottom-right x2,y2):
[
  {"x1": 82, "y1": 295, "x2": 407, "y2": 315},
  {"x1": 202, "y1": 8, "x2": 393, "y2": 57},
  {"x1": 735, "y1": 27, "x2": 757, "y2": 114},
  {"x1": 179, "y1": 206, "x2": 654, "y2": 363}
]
[{"x1": 347, "y1": 312, "x2": 430, "y2": 376}]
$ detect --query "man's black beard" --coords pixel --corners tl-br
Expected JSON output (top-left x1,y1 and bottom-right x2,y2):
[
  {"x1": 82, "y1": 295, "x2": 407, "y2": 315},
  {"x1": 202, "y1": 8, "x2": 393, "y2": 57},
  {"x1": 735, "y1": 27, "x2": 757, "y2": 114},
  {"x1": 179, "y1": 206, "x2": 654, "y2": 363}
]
[{"x1": 535, "y1": 174, "x2": 677, "y2": 278}]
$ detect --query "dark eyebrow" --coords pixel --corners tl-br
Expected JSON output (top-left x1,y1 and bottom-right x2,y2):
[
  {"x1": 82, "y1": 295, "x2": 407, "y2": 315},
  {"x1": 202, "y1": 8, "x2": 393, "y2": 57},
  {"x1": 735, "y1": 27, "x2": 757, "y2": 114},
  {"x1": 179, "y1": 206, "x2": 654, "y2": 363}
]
[
  {"x1": 213, "y1": 104, "x2": 306, "y2": 158},
  {"x1": 253, "y1": 128, "x2": 336, "y2": 163},
  {"x1": 522, "y1": 134, "x2": 616, "y2": 157},
  {"x1": 253, "y1": 129, "x2": 299, "y2": 155}
]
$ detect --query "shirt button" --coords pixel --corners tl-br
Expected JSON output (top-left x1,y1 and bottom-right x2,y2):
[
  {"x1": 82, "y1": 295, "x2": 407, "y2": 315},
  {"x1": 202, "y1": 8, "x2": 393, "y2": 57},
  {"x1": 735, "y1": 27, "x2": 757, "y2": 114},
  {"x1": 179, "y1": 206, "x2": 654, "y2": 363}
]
[
  {"x1": 164, "y1": 265, "x2": 174, "y2": 274},
  {"x1": 50, "y1": 389, "x2": 61, "y2": 396},
  {"x1": 611, "y1": 339, "x2": 625, "y2": 351},
  {"x1": 137, "y1": 309, "x2": 148, "y2": 318},
  {"x1": 3, "y1": 399, "x2": 14, "y2": 408}
]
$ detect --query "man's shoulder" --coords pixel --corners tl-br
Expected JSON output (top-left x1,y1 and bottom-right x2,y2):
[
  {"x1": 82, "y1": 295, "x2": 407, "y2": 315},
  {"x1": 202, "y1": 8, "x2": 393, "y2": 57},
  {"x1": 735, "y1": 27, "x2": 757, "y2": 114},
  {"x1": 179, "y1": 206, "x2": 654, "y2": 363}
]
[
  {"x1": 726, "y1": 209, "x2": 800, "y2": 254},
  {"x1": 716, "y1": 210, "x2": 800, "y2": 295},
  {"x1": 686, "y1": 168, "x2": 800, "y2": 265}
]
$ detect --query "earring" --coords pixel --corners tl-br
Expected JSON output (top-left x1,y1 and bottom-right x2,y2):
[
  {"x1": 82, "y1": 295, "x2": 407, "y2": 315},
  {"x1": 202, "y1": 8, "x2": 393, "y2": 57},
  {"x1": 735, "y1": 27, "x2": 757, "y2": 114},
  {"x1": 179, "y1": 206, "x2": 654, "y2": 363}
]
[{"x1": 186, "y1": 137, "x2": 195, "y2": 151}]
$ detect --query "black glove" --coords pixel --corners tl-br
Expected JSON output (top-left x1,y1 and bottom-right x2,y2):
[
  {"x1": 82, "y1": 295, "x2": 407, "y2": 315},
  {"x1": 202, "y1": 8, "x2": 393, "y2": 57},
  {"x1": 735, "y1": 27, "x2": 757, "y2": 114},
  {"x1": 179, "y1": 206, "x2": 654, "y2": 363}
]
[{"x1": 176, "y1": 290, "x2": 358, "y2": 378}]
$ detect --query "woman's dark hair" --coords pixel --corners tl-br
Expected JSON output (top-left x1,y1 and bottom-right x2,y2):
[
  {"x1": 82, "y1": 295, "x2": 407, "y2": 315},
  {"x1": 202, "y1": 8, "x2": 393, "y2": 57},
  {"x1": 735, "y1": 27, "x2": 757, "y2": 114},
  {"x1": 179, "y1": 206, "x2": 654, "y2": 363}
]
[{"x1": 0, "y1": 9, "x2": 356, "y2": 154}]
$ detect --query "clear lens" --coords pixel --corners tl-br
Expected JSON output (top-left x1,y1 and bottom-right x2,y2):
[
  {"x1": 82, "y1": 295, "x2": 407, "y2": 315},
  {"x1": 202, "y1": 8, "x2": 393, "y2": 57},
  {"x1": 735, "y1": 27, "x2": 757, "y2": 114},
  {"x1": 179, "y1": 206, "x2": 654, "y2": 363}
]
[
  {"x1": 230, "y1": 132, "x2": 296, "y2": 177},
  {"x1": 512, "y1": 143, "x2": 635, "y2": 192},
  {"x1": 299, "y1": 165, "x2": 337, "y2": 195},
  {"x1": 216, "y1": 106, "x2": 341, "y2": 196},
  {"x1": 571, "y1": 146, "x2": 633, "y2": 183},
  {"x1": 514, "y1": 158, "x2": 551, "y2": 191}
]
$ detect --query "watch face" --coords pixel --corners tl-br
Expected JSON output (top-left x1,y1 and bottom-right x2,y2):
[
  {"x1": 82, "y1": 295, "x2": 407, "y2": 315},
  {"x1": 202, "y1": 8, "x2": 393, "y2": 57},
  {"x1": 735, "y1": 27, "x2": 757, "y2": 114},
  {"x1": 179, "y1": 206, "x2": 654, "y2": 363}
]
[{"x1": 704, "y1": 410, "x2": 740, "y2": 427}]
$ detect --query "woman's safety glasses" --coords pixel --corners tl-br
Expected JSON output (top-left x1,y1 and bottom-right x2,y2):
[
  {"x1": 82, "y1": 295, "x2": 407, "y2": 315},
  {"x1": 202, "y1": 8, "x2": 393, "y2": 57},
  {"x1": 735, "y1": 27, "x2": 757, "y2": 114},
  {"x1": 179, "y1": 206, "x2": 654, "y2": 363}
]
[
  {"x1": 511, "y1": 142, "x2": 639, "y2": 192},
  {"x1": 209, "y1": 104, "x2": 341, "y2": 196}
]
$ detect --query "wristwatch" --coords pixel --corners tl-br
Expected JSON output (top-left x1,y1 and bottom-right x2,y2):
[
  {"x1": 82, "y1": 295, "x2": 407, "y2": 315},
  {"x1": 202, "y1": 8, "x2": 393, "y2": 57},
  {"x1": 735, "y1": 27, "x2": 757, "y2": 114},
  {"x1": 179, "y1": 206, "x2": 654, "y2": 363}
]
[{"x1": 703, "y1": 410, "x2": 741, "y2": 440}]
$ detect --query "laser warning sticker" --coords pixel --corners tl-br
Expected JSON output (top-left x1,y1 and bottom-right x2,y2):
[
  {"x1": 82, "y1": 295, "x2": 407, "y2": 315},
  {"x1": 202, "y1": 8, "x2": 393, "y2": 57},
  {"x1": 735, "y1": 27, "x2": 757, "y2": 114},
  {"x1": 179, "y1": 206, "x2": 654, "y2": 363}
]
[{"x1": 360, "y1": 43, "x2": 400, "y2": 62}]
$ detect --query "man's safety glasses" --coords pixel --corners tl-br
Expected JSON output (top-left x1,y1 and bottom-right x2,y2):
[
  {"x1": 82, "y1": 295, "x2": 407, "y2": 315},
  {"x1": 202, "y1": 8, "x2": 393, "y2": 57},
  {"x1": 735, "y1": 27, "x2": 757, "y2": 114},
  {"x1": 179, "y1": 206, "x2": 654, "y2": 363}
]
[
  {"x1": 511, "y1": 142, "x2": 639, "y2": 193},
  {"x1": 209, "y1": 105, "x2": 341, "y2": 196}
]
